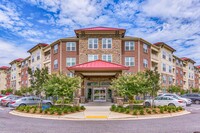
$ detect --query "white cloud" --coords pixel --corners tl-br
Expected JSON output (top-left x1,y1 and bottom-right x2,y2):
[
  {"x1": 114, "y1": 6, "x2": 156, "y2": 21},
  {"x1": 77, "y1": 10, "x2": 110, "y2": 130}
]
[{"x1": 0, "y1": 39, "x2": 29, "y2": 66}]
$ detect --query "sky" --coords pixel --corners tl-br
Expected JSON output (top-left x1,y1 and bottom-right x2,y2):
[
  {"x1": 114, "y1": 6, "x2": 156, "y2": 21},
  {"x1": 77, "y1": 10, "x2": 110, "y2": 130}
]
[{"x1": 0, "y1": 0, "x2": 200, "y2": 66}]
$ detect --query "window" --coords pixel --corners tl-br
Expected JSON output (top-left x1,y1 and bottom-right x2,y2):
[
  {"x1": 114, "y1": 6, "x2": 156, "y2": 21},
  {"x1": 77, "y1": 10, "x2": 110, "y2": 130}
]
[
  {"x1": 180, "y1": 70, "x2": 183, "y2": 75},
  {"x1": 143, "y1": 44, "x2": 148, "y2": 53},
  {"x1": 143, "y1": 59, "x2": 148, "y2": 68},
  {"x1": 88, "y1": 54, "x2": 98, "y2": 62},
  {"x1": 169, "y1": 77, "x2": 172, "y2": 84},
  {"x1": 88, "y1": 38, "x2": 98, "y2": 49},
  {"x1": 169, "y1": 66, "x2": 172, "y2": 73},
  {"x1": 32, "y1": 56, "x2": 34, "y2": 62},
  {"x1": 162, "y1": 63, "x2": 166, "y2": 72},
  {"x1": 54, "y1": 44, "x2": 58, "y2": 54},
  {"x1": 125, "y1": 41, "x2": 134, "y2": 51},
  {"x1": 66, "y1": 42, "x2": 76, "y2": 51},
  {"x1": 162, "y1": 75, "x2": 166, "y2": 83},
  {"x1": 102, "y1": 54, "x2": 112, "y2": 62},
  {"x1": 54, "y1": 59, "x2": 58, "y2": 69},
  {"x1": 162, "y1": 51, "x2": 166, "y2": 59},
  {"x1": 102, "y1": 38, "x2": 112, "y2": 49},
  {"x1": 37, "y1": 64, "x2": 40, "y2": 69},
  {"x1": 66, "y1": 58, "x2": 76, "y2": 66},
  {"x1": 168, "y1": 54, "x2": 172, "y2": 62},
  {"x1": 67, "y1": 72, "x2": 74, "y2": 77},
  {"x1": 176, "y1": 69, "x2": 179, "y2": 74},
  {"x1": 180, "y1": 80, "x2": 182, "y2": 85},
  {"x1": 125, "y1": 57, "x2": 135, "y2": 66},
  {"x1": 32, "y1": 67, "x2": 34, "y2": 73},
  {"x1": 37, "y1": 52, "x2": 40, "y2": 60}
]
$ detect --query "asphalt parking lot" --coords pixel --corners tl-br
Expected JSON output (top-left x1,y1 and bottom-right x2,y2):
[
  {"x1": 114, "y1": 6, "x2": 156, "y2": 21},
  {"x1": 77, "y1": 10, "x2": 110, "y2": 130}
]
[{"x1": 0, "y1": 104, "x2": 200, "y2": 133}]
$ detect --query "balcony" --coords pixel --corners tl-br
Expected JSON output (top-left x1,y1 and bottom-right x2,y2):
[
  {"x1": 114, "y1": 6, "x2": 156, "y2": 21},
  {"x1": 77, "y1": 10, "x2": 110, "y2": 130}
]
[
  {"x1": 43, "y1": 55, "x2": 51, "y2": 63},
  {"x1": 151, "y1": 54, "x2": 159, "y2": 63}
]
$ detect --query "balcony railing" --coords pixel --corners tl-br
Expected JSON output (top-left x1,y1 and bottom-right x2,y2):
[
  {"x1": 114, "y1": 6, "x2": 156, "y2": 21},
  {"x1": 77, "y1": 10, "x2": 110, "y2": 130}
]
[
  {"x1": 151, "y1": 54, "x2": 159, "y2": 61},
  {"x1": 44, "y1": 55, "x2": 51, "y2": 62}
]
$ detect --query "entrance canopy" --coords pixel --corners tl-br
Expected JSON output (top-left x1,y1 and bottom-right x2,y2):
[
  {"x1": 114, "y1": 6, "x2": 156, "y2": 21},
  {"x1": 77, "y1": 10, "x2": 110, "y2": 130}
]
[{"x1": 67, "y1": 60, "x2": 129, "y2": 77}]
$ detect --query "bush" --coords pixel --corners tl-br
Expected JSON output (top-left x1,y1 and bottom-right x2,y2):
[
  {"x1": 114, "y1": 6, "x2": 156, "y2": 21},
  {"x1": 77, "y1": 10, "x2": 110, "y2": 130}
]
[
  {"x1": 81, "y1": 106, "x2": 86, "y2": 110},
  {"x1": 160, "y1": 108, "x2": 164, "y2": 114},
  {"x1": 152, "y1": 109, "x2": 157, "y2": 114},
  {"x1": 178, "y1": 106, "x2": 183, "y2": 111},
  {"x1": 125, "y1": 109, "x2": 130, "y2": 114},
  {"x1": 25, "y1": 106, "x2": 30, "y2": 113},
  {"x1": 75, "y1": 106, "x2": 80, "y2": 112},
  {"x1": 139, "y1": 110, "x2": 144, "y2": 115},
  {"x1": 110, "y1": 105, "x2": 116, "y2": 111},
  {"x1": 70, "y1": 107, "x2": 75, "y2": 113},
  {"x1": 119, "y1": 108, "x2": 125, "y2": 113},
  {"x1": 50, "y1": 110, "x2": 54, "y2": 115},
  {"x1": 63, "y1": 108, "x2": 69, "y2": 114},
  {"x1": 44, "y1": 110, "x2": 48, "y2": 114},
  {"x1": 147, "y1": 110, "x2": 151, "y2": 114},
  {"x1": 168, "y1": 110, "x2": 171, "y2": 113},
  {"x1": 172, "y1": 109, "x2": 176, "y2": 112},
  {"x1": 133, "y1": 110, "x2": 138, "y2": 115},
  {"x1": 57, "y1": 110, "x2": 62, "y2": 115},
  {"x1": 40, "y1": 108, "x2": 43, "y2": 113}
]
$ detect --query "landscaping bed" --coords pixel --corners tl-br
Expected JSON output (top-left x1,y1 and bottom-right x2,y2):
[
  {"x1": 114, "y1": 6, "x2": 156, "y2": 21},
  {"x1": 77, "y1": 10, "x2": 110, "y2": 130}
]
[
  {"x1": 16, "y1": 105, "x2": 86, "y2": 116},
  {"x1": 110, "y1": 105, "x2": 184, "y2": 115}
]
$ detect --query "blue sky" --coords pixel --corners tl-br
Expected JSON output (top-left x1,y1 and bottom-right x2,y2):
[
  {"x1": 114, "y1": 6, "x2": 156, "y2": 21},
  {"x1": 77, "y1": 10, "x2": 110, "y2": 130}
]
[{"x1": 0, "y1": 0, "x2": 200, "y2": 66}]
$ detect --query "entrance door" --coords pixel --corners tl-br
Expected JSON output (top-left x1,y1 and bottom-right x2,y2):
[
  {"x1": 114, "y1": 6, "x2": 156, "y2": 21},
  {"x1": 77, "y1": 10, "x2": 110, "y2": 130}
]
[{"x1": 93, "y1": 88, "x2": 106, "y2": 102}]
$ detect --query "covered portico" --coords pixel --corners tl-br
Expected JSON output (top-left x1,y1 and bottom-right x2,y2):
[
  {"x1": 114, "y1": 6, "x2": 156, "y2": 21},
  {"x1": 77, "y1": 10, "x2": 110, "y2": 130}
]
[{"x1": 67, "y1": 60, "x2": 129, "y2": 103}]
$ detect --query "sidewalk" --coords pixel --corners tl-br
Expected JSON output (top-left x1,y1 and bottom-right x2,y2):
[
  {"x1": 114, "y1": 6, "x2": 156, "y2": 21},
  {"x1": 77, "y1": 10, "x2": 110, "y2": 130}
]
[{"x1": 9, "y1": 102, "x2": 191, "y2": 121}]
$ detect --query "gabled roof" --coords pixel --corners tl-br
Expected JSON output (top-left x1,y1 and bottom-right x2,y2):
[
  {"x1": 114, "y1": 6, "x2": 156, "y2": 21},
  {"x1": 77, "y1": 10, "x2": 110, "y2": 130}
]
[
  {"x1": 195, "y1": 65, "x2": 200, "y2": 69},
  {"x1": 74, "y1": 26, "x2": 125, "y2": 32},
  {"x1": 154, "y1": 42, "x2": 176, "y2": 52},
  {"x1": 9, "y1": 58, "x2": 24, "y2": 65},
  {"x1": 181, "y1": 57, "x2": 196, "y2": 63},
  {"x1": 0, "y1": 66, "x2": 10, "y2": 70},
  {"x1": 28, "y1": 43, "x2": 48, "y2": 53},
  {"x1": 67, "y1": 60, "x2": 129, "y2": 71}
]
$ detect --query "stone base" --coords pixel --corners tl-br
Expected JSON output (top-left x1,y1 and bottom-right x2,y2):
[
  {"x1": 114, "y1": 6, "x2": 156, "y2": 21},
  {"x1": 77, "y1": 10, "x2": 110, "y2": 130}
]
[
  {"x1": 73, "y1": 98, "x2": 80, "y2": 106},
  {"x1": 116, "y1": 97, "x2": 124, "y2": 106}
]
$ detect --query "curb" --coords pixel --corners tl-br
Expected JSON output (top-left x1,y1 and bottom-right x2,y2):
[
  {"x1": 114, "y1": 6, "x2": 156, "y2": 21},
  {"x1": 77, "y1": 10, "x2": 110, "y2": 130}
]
[{"x1": 9, "y1": 110, "x2": 191, "y2": 121}]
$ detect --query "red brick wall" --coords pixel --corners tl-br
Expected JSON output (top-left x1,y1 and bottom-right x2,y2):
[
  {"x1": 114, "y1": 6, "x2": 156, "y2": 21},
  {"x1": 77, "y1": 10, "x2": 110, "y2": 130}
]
[
  {"x1": 121, "y1": 40, "x2": 139, "y2": 73},
  {"x1": 140, "y1": 42, "x2": 151, "y2": 71},
  {"x1": 51, "y1": 43, "x2": 61, "y2": 73},
  {"x1": 21, "y1": 67, "x2": 28, "y2": 87},
  {"x1": 195, "y1": 73, "x2": 199, "y2": 88},
  {"x1": 61, "y1": 41, "x2": 79, "y2": 74},
  {"x1": 176, "y1": 67, "x2": 184, "y2": 88}
]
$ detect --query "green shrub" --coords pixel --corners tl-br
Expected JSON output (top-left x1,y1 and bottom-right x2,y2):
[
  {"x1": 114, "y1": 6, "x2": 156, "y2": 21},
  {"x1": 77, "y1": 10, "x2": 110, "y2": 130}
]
[
  {"x1": 119, "y1": 107, "x2": 125, "y2": 113},
  {"x1": 172, "y1": 109, "x2": 176, "y2": 112},
  {"x1": 70, "y1": 107, "x2": 75, "y2": 113},
  {"x1": 140, "y1": 110, "x2": 144, "y2": 115},
  {"x1": 111, "y1": 105, "x2": 116, "y2": 111},
  {"x1": 81, "y1": 106, "x2": 85, "y2": 110},
  {"x1": 147, "y1": 110, "x2": 151, "y2": 114},
  {"x1": 152, "y1": 109, "x2": 157, "y2": 113},
  {"x1": 133, "y1": 110, "x2": 138, "y2": 115},
  {"x1": 75, "y1": 106, "x2": 80, "y2": 112},
  {"x1": 50, "y1": 110, "x2": 54, "y2": 115},
  {"x1": 178, "y1": 106, "x2": 183, "y2": 111},
  {"x1": 40, "y1": 108, "x2": 43, "y2": 113},
  {"x1": 168, "y1": 110, "x2": 171, "y2": 113},
  {"x1": 125, "y1": 109, "x2": 130, "y2": 114},
  {"x1": 57, "y1": 110, "x2": 62, "y2": 115},
  {"x1": 44, "y1": 110, "x2": 48, "y2": 114},
  {"x1": 176, "y1": 108, "x2": 179, "y2": 111},
  {"x1": 63, "y1": 108, "x2": 69, "y2": 114},
  {"x1": 160, "y1": 108, "x2": 164, "y2": 114}
]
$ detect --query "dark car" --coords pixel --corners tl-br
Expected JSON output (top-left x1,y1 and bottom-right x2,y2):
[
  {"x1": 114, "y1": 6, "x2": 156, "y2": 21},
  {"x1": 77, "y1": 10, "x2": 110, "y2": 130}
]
[{"x1": 182, "y1": 93, "x2": 200, "y2": 104}]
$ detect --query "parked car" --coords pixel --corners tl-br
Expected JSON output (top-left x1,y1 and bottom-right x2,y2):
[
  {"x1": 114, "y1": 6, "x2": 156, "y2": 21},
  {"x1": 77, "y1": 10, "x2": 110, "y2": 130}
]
[
  {"x1": 10, "y1": 96, "x2": 53, "y2": 108},
  {"x1": 0, "y1": 94, "x2": 5, "y2": 98},
  {"x1": 1, "y1": 96, "x2": 21, "y2": 107},
  {"x1": 144, "y1": 96, "x2": 186, "y2": 107},
  {"x1": 182, "y1": 93, "x2": 200, "y2": 104},
  {"x1": 159, "y1": 93, "x2": 192, "y2": 106},
  {"x1": 0, "y1": 95, "x2": 15, "y2": 105}
]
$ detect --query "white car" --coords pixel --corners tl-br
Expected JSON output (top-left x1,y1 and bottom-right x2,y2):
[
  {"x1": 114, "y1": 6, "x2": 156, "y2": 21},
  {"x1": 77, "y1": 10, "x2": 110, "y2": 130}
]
[
  {"x1": 159, "y1": 93, "x2": 192, "y2": 106},
  {"x1": 144, "y1": 96, "x2": 186, "y2": 108}
]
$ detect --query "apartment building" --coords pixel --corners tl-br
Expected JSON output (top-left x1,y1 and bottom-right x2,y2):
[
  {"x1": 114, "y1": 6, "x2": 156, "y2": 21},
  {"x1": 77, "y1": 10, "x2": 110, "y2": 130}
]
[
  {"x1": 28, "y1": 43, "x2": 48, "y2": 73},
  {"x1": 153, "y1": 42, "x2": 176, "y2": 92},
  {"x1": 5, "y1": 67, "x2": 11, "y2": 89},
  {"x1": 0, "y1": 66, "x2": 9, "y2": 91},
  {"x1": 9, "y1": 58, "x2": 24, "y2": 90},
  {"x1": 21, "y1": 56, "x2": 31, "y2": 88},
  {"x1": 0, "y1": 27, "x2": 199, "y2": 100}
]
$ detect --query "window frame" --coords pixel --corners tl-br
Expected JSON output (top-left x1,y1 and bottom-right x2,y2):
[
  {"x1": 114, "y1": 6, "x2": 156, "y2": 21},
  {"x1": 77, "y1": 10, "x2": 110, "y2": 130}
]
[
  {"x1": 66, "y1": 42, "x2": 76, "y2": 51},
  {"x1": 54, "y1": 44, "x2": 58, "y2": 54},
  {"x1": 143, "y1": 44, "x2": 148, "y2": 53},
  {"x1": 54, "y1": 59, "x2": 58, "y2": 69},
  {"x1": 143, "y1": 59, "x2": 148, "y2": 68},
  {"x1": 102, "y1": 38, "x2": 112, "y2": 49},
  {"x1": 102, "y1": 54, "x2": 112, "y2": 62},
  {"x1": 66, "y1": 58, "x2": 76, "y2": 67},
  {"x1": 88, "y1": 38, "x2": 98, "y2": 49},
  {"x1": 125, "y1": 41, "x2": 135, "y2": 51},
  {"x1": 125, "y1": 57, "x2": 135, "y2": 66},
  {"x1": 88, "y1": 54, "x2": 98, "y2": 62}
]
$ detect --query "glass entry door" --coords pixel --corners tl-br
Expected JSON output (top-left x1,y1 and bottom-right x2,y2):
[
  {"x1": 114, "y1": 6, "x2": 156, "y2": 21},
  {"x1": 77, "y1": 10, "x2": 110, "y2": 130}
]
[{"x1": 93, "y1": 88, "x2": 106, "y2": 102}]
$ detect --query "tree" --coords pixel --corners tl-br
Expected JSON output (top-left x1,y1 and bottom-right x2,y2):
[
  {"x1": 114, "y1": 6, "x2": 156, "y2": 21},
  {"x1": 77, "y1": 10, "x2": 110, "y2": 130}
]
[
  {"x1": 168, "y1": 85, "x2": 181, "y2": 94},
  {"x1": 43, "y1": 74, "x2": 82, "y2": 106},
  {"x1": 28, "y1": 67, "x2": 49, "y2": 97},
  {"x1": 144, "y1": 68, "x2": 160, "y2": 108}
]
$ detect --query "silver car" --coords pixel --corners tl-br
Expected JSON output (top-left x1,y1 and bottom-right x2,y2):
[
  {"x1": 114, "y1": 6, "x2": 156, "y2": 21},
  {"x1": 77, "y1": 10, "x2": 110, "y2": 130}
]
[
  {"x1": 160, "y1": 93, "x2": 192, "y2": 106},
  {"x1": 0, "y1": 95, "x2": 16, "y2": 105},
  {"x1": 9, "y1": 96, "x2": 53, "y2": 108}
]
